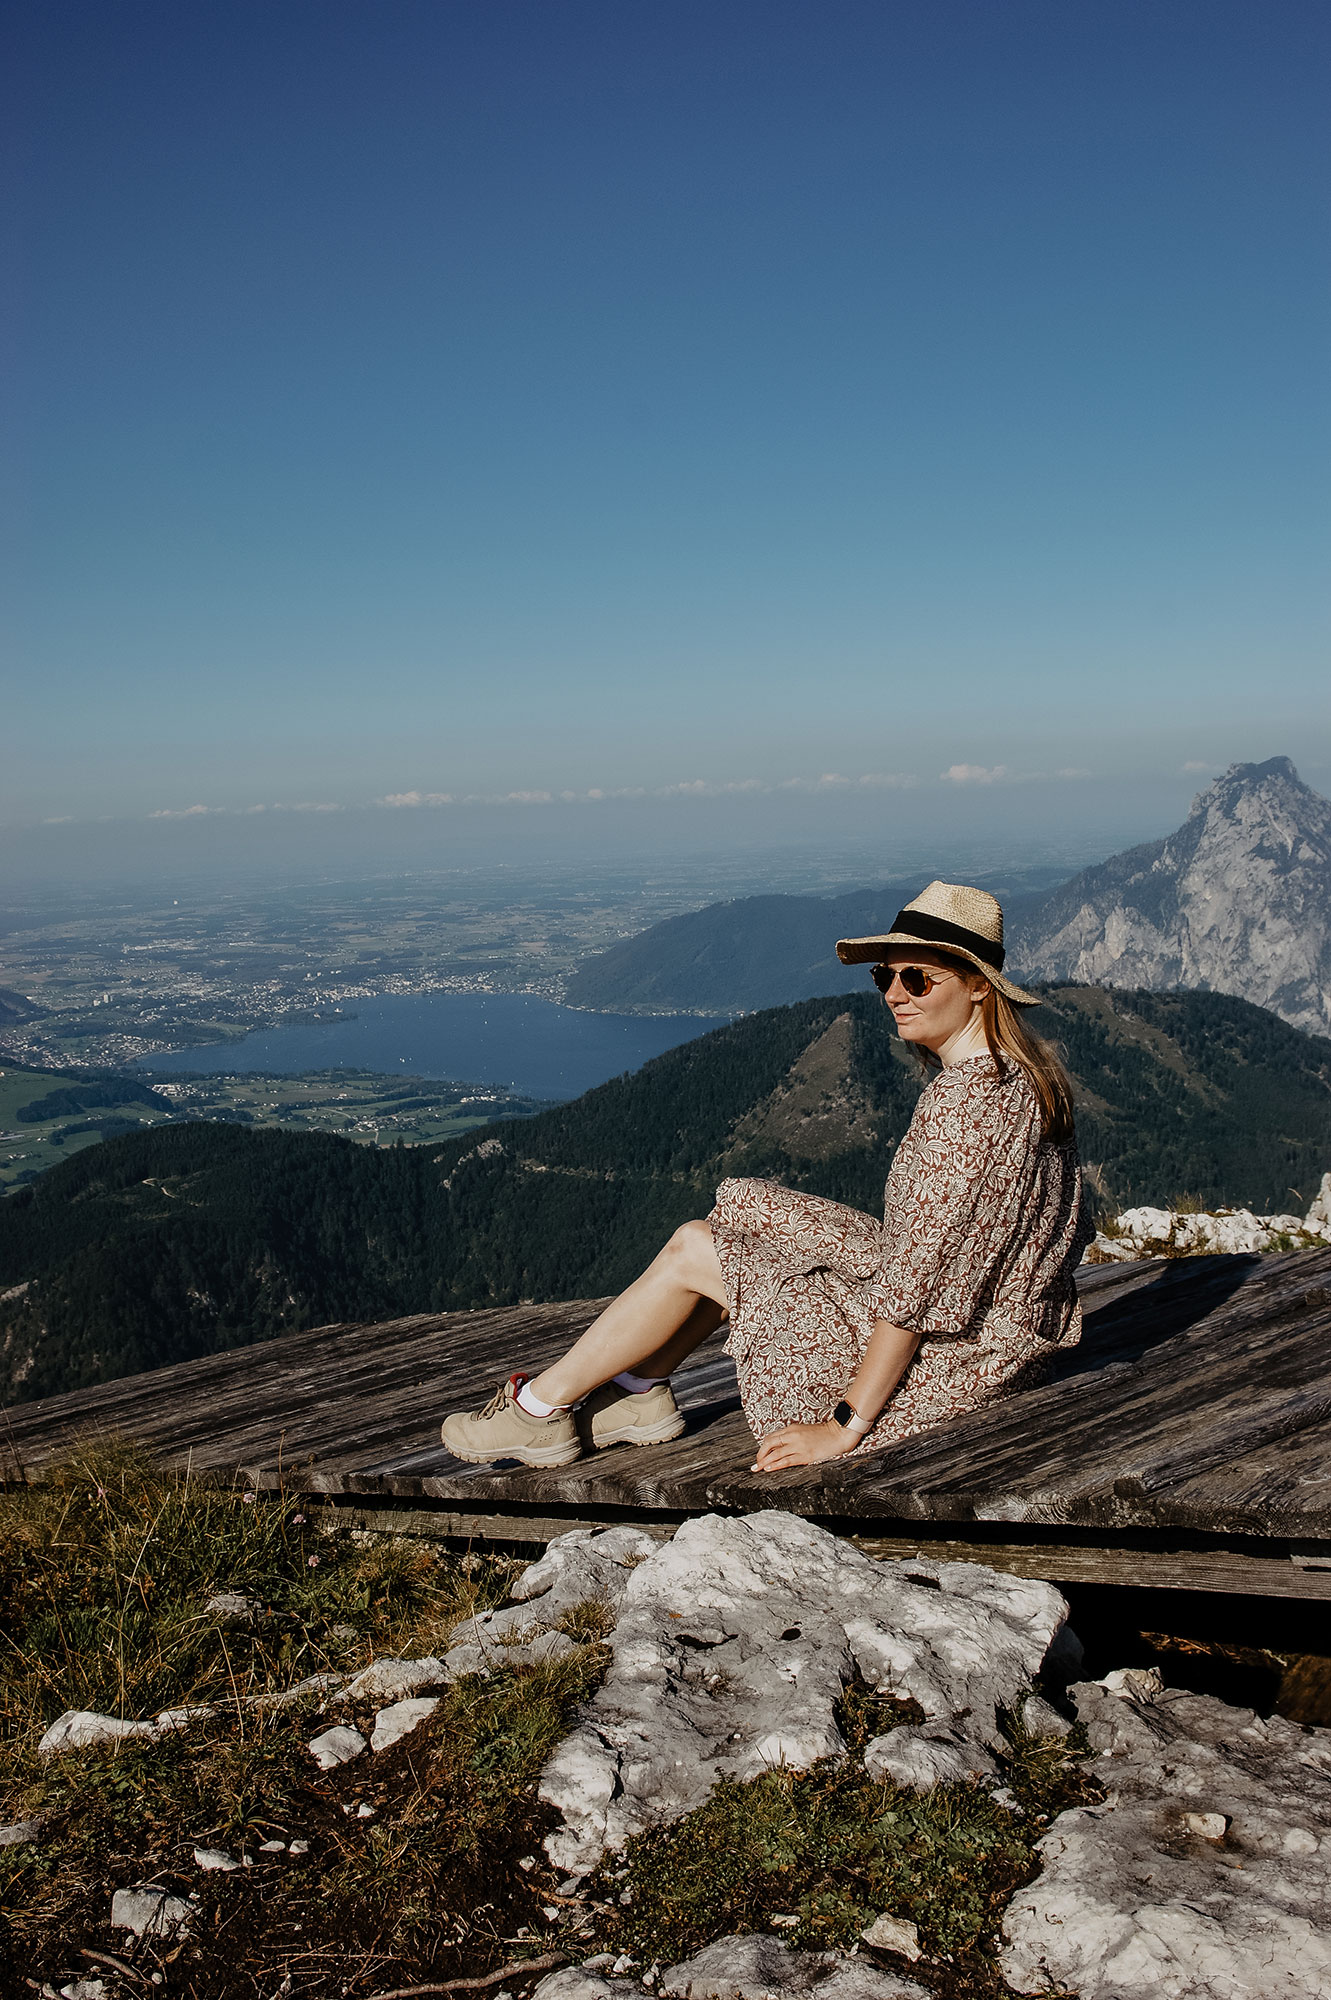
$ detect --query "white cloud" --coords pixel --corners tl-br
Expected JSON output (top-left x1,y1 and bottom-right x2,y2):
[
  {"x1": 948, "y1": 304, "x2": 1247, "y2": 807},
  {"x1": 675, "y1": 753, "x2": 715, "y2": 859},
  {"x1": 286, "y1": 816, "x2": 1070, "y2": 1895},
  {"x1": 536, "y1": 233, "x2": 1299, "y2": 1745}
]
[
  {"x1": 1181, "y1": 760, "x2": 1212, "y2": 773},
  {"x1": 148, "y1": 799, "x2": 344, "y2": 820},
  {"x1": 142, "y1": 768, "x2": 926, "y2": 826},
  {"x1": 780, "y1": 771, "x2": 917, "y2": 793},
  {"x1": 371, "y1": 770, "x2": 920, "y2": 808},
  {"x1": 941, "y1": 764, "x2": 1009, "y2": 785},
  {"x1": 939, "y1": 764, "x2": 1090, "y2": 786}
]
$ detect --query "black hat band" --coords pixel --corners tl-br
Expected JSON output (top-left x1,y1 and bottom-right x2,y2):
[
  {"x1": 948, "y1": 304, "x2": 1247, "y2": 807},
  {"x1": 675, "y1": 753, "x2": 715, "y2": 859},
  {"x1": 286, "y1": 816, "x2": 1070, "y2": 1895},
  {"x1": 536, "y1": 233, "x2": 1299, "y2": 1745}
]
[{"x1": 888, "y1": 908, "x2": 1005, "y2": 971}]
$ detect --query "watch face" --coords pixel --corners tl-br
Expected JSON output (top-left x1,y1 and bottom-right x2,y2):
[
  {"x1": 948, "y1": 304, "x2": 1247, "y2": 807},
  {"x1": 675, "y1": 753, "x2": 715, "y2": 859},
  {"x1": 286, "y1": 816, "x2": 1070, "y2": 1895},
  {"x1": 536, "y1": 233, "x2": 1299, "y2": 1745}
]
[{"x1": 832, "y1": 1401, "x2": 855, "y2": 1428}]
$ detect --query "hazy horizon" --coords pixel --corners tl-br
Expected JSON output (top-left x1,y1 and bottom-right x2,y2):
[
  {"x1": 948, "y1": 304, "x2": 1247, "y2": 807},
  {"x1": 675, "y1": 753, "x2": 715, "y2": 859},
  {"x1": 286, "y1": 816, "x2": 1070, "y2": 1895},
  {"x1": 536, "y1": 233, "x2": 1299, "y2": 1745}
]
[{"x1": 0, "y1": 758, "x2": 1289, "y2": 895}]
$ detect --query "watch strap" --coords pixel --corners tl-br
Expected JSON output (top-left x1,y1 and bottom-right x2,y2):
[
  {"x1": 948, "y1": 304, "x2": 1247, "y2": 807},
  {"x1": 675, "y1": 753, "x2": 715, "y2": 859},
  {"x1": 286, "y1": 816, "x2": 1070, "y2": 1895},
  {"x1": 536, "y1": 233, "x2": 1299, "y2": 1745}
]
[{"x1": 832, "y1": 1399, "x2": 872, "y2": 1434}]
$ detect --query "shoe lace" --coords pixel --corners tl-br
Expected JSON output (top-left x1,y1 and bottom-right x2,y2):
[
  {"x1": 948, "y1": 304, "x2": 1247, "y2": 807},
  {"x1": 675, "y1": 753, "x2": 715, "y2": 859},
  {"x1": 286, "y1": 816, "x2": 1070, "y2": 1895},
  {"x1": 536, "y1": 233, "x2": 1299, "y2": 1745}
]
[{"x1": 477, "y1": 1376, "x2": 520, "y2": 1421}]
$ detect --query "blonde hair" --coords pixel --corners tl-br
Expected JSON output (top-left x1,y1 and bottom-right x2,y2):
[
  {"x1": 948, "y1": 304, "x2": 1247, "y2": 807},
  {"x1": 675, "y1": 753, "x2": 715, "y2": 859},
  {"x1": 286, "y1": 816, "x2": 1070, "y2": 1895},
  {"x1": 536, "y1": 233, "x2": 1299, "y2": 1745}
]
[{"x1": 912, "y1": 953, "x2": 1077, "y2": 1144}]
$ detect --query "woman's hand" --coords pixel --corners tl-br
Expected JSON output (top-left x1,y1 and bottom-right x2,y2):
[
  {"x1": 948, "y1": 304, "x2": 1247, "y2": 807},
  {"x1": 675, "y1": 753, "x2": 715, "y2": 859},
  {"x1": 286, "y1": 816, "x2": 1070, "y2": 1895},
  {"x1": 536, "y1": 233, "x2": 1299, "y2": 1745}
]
[{"x1": 751, "y1": 1420, "x2": 858, "y2": 1473}]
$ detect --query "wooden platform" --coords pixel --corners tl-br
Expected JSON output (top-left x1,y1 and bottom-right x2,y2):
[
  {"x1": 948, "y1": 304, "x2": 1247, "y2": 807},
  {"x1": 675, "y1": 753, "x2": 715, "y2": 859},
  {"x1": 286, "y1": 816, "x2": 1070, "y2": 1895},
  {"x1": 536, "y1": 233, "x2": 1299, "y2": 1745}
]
[{"x1": 5, "y1": 1248, "x2": 1331, "y2": 1601}]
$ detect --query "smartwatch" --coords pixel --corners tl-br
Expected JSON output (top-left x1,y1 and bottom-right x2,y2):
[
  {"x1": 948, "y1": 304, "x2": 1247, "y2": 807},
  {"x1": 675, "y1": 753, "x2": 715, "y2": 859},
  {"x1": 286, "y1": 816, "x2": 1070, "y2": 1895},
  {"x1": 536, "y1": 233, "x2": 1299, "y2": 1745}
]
[{"x1": 832, "y1": 1400, "x2": 872, "y2": 1436}]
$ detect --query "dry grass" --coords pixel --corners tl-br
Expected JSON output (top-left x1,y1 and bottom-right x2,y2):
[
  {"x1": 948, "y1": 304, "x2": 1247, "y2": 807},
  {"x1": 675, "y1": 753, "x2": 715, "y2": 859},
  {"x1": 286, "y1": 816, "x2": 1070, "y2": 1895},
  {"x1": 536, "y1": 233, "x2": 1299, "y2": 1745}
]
[{"x1": 0, "y1": 1441, "x2": 604, "y2": 1997}]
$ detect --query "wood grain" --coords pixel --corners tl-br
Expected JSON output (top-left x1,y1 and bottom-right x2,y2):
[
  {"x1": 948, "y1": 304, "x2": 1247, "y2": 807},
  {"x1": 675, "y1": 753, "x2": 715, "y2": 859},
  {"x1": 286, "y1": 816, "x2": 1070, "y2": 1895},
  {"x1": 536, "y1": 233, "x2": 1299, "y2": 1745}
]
[{"x1": 5, "y1": 1249, "x2": 1331, "y2": 1593}]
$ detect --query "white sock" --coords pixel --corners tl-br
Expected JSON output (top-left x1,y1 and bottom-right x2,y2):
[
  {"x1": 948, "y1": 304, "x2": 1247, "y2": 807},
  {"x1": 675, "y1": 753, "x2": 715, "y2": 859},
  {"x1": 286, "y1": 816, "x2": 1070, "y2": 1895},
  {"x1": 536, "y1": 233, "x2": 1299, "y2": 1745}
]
[
  {"x1": 613, "y1": 1370, "x2": 668, "y2": 1395},
  {"x1": 515, "y1": 1380, "x2": 568, "y2": 1419}
]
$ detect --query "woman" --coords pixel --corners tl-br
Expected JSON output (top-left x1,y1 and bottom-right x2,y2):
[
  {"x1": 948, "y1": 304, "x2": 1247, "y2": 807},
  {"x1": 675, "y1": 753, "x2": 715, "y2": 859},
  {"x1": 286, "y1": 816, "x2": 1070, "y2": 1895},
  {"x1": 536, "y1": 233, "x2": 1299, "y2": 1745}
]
[{"x1": 440, "y1": 881, "x2": 1093, "y2": 1474}]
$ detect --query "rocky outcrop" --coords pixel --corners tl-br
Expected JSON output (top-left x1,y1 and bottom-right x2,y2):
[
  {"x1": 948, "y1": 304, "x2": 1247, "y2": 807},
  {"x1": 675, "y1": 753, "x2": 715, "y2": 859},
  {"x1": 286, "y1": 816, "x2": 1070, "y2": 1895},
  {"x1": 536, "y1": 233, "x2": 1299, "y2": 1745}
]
[
  {"x1": 1001, "y1": 1673, "x2": 1331, "y2": 1999},
  {"x1": 1010, "y1": 758, "x2": 1331, "y2": 1034},
  {"x1": 534, "y1": 1937, "x2": 928, "y2": 2000},
  {"x1": 1089, "y1": 1172, "x2": 1331, "y2": 1260},
  {"x1": 536, "y1": 1512, "x2": 1072, "y2": 1874},
  {"x1": 444, "y1": 1524, "x2": 659, "y2": 1676}
]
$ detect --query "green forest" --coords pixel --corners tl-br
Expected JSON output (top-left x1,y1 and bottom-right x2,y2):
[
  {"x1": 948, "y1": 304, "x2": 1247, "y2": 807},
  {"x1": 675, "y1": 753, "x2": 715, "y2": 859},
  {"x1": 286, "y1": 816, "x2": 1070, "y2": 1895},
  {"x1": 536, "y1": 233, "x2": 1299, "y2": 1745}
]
[{"x1": 1, "y1": 983, "x2": 1328, "y2": 1404}]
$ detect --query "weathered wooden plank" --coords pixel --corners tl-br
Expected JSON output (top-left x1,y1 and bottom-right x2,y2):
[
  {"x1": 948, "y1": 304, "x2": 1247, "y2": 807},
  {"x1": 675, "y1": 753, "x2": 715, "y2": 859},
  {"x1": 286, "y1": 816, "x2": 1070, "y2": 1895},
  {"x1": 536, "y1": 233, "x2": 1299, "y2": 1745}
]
[
  {"x1": 0, "y1": 1300, "x2": 622, "y2": 1478},
  {"x1": 5, "y1": 1252, "x2": 1331, "y2": 1562},
  {"x1": 315, "y1": 1500, "x2": 1331, "y2": 1601},
  {"x1": 1146, "y1": 1422, "x2": 1331, "y2": 1530},
  {"x1": 1120, "y1": 1379, "x2": 1331, "y2": 1495}
]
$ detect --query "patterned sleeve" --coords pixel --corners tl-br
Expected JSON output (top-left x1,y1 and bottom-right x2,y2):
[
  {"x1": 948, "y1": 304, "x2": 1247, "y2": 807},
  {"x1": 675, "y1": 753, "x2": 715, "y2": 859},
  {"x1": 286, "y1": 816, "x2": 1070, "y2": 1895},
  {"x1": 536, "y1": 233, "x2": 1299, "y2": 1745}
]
[{"x1": 870, "y1": 1060, "x2": 1042, "y2": 1335}]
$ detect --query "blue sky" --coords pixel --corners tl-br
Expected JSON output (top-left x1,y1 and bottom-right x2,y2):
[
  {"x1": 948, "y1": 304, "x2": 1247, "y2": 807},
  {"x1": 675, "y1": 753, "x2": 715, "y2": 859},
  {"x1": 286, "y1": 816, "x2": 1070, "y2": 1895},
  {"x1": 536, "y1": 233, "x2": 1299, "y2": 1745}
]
[{"x1": 5, "y1": 0, "x2": 1328, "y2": 870}]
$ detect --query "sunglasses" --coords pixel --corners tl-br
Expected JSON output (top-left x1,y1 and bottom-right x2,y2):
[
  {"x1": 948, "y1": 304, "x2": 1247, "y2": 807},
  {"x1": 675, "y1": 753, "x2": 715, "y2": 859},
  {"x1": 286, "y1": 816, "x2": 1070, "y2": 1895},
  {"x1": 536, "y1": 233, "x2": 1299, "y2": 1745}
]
[{"x1": 871, "y1": 963, "x2": 959, "y2": 998}]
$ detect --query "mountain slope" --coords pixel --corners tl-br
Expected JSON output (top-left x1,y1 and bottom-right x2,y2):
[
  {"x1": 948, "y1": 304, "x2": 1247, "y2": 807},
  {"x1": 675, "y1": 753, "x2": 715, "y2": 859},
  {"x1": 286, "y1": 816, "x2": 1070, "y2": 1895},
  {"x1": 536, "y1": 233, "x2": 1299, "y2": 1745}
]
[
  {"x1": 1008, "y1": 758, "x2": 1331, "y2": 1036},
  {"x1": 561, "y1": 883, "x2": 920, "y2": 1014},
  {"x1": 2, "y1": 985, "x2": 1328, "y2": 1404}
]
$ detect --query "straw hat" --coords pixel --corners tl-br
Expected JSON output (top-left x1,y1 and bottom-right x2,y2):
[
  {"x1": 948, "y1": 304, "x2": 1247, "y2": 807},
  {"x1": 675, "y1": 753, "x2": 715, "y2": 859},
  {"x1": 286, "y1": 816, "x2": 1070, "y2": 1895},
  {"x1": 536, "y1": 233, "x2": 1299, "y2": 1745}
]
[{"x1": 836, "y1": 880, "x2": 1038, "y2": 1005}]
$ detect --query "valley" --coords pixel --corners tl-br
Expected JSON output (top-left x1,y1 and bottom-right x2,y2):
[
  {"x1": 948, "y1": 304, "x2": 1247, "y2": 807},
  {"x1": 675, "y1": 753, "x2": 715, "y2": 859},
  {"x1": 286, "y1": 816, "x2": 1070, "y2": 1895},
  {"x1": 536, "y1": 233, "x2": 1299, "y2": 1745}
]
[{"x1": 0, "y1": 1063, "x2": 545, "y2": 1192}]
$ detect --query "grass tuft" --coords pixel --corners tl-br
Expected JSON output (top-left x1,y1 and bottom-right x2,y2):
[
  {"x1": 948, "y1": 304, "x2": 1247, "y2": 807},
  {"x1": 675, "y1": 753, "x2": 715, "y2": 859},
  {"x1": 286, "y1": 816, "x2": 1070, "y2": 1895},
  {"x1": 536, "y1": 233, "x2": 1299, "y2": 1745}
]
[{"x1": 587, "y1": 1694, "x2": 1100, "y2": 1999}]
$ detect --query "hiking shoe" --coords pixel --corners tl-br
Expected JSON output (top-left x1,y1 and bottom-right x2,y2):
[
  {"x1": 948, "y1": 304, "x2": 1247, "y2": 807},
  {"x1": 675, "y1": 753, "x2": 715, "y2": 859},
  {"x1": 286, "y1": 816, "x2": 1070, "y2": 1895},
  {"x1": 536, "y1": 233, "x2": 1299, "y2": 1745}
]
[
  {"x1": 577, "y1": 1380, "x2": 686, "y2": 1450},
  {"x1": 440, "y1": 1376, "x2": 582, "y2": 1467}
]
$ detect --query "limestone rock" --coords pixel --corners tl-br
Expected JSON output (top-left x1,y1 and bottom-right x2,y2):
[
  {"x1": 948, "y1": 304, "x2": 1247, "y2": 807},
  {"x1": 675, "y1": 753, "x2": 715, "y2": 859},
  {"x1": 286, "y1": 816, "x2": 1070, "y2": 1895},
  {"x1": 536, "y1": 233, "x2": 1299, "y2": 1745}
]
[
  {"x1": 0, "y1": 1818, "x2": 43, "y2": 1847},
  {"x1": 59, "y1": 1981, "x2": 107, "y2": 2000},
  {"x1": 862, "y1": 1727, "x2": 998, "y2": 1791},
  {"x1": 1091, "y1": 1197, "x2": 1330, "y2": 1262},
  {"x1": 250, "y1": 1670, "x2": 345, "y2": 1710},
  {"x1": 447, "y1": 1524, "x2": 658, "y2": 1672},
  {"x1": 308, "y1": 1724, "x2": 368, "y2": 1770},
  {"x1": 1307, "y1": 1171, "x2": 1331, "y2": 1237},
  {"x1": 339, "y1": 1655, "x2": 447, "y2": 1704},
  {"x1": 1009, "y1": 757, "x2": 1331, "y2": 1036},
  {"x1": 539, "y1": 1511, "x2": 1070, "y2": 1871},
  {"x1": 531, "y1": 1974, "x2": 638, "y2": 2000},
  {"x1": 442, "y1": 1626, "x2": 580, "y2": 1679},
  {"x1": 1001, "y1": 1677, "x2": 1331, "y2": 1998},
  {"x1": 193, "y1": 1845, "x2": 241, "y2": 1871},
  {"x1": 110, "y1": 1885, "x2": 196, "y2": 1938},
  {"x1": 1019, "y1": 1694, "x2": 1073, "y2": 1740},
  {"x1": 204, "y1": 1590, "x2": 261, "y2": 1624},
  {"x1": 1099, "y1": 1666, "x2": 1164, "y2": 1701},
  {"x1": 659, "y1": 1934, "x2": 927, "y2": 2000},
  {"x1": 812, "y1": 1967, "x2": 929, "y2": 2000},
  {"x1": 156, "y1": 1703, "x2": 220, "y2": 1731},
  {"x1": 39, "y1": 1710, "x2": 158, "y2": 1756},
  {"x1": 371, "y1": 1695, "x2": 440, "y2": 1752},
  {"x1": 859, "y1": 1913, "x2": 921, "y2": 1960}
]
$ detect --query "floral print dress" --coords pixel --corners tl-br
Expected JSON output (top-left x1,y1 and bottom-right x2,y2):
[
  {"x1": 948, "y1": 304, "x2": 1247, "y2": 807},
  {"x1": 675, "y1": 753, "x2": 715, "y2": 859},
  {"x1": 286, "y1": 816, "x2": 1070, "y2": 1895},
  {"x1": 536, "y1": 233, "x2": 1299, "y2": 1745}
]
[{"x1": 708, "y1": 1053, "x2": 1093, "y2": 1450}]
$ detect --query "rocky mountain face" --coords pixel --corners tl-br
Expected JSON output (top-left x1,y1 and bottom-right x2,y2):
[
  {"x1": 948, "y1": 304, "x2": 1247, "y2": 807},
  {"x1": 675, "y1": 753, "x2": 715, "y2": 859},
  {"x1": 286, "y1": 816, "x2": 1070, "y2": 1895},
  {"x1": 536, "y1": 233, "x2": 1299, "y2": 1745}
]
[{"x1": 1008, "y1": 758, "x2": 1331, "y2": 1036}]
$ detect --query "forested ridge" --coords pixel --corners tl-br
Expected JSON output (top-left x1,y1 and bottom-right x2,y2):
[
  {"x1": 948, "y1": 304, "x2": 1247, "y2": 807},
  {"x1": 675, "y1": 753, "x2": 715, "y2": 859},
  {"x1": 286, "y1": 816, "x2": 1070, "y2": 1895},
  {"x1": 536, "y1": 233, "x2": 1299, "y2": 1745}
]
[{"x1": 2, "y1": 983, "x2": 1328, "y2": 1403}]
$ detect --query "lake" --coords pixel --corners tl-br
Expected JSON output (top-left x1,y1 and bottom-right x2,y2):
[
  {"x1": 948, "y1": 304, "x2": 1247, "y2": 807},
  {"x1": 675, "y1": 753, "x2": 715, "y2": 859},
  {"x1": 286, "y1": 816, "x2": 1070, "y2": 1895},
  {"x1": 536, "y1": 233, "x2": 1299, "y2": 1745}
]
[{"x1": 135, "y1": 991, "x2": 730, "y2": 1101}]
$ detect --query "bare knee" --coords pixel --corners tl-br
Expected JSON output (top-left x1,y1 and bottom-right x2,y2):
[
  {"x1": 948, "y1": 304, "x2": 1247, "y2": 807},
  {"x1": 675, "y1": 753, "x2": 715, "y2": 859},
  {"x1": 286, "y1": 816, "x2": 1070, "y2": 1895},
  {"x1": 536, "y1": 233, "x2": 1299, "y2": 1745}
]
[{"x1": 659, "y1": 1219, "x2": 723, "y2": 1296}]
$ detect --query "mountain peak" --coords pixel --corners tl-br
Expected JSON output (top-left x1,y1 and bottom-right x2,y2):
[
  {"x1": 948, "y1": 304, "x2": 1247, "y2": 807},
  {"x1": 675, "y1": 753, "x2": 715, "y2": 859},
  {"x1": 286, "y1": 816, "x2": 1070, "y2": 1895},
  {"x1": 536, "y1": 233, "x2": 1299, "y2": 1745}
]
[
  {"x1": 1011, "y1": 757, "x2": 1331, "y2": 1035},
  {"x1": 1187, "y1": 755, "x2": 1305, "y2": 817}
]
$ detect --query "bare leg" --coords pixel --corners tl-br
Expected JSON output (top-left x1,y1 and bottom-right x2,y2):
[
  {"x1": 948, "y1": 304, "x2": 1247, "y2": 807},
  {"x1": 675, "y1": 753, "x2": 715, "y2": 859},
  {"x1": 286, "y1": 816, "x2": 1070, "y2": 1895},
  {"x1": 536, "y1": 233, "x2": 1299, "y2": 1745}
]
[{"x1": 528, "y1": 1219, "x2": 728, "y2": 1407}]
